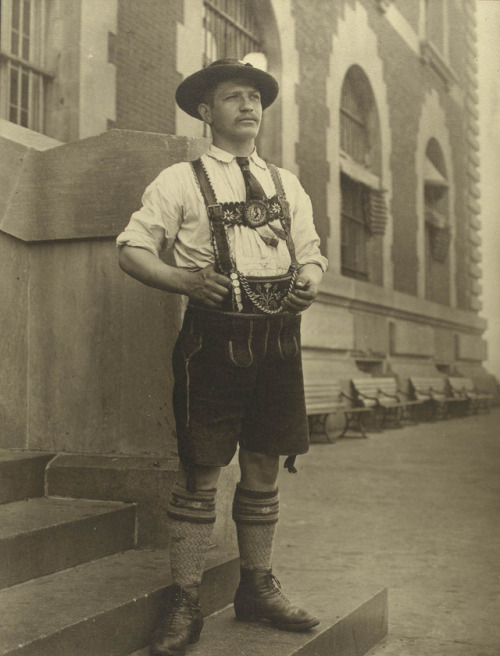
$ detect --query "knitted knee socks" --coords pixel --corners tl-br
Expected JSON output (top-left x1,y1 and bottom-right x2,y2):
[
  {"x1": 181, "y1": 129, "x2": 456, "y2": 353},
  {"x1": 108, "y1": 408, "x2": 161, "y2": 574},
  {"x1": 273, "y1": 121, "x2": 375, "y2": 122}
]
[
  {"x1": 167, "y1": 482, "x2": 217, "y2": 589},
  {"x1": 232, "y1": 484, "x2": 279, "y2": 571}
]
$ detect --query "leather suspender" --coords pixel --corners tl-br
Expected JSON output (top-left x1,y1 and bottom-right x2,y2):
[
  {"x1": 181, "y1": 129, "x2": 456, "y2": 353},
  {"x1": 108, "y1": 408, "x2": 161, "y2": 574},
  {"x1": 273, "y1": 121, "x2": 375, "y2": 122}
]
[
  {"x1": 191, "y1": 158, "x2": 234, "y2": 275},
  {"x1": 267, "y1": 164, "x2": 299, "y2": 270},
  {"x1": 191, "y1": 158, "x2": 300, "y2": 273}
]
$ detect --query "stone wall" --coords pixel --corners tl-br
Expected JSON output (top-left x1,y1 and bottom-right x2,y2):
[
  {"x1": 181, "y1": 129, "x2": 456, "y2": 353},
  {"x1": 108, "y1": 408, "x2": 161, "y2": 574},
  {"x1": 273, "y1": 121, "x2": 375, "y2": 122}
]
[{"x1": 0, "y1": 130, "x2": 208, "y2": 455}]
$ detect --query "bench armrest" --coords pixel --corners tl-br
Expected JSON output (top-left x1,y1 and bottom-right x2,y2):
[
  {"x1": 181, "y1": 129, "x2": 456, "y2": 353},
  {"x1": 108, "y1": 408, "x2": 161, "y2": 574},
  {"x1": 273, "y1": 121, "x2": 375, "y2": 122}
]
[
  {"x1": 378, "y1": 389, "x2": 399, "y2": 401},
  {"x1": 357, "y1": 391, "x2": 379, "y2": 402}
]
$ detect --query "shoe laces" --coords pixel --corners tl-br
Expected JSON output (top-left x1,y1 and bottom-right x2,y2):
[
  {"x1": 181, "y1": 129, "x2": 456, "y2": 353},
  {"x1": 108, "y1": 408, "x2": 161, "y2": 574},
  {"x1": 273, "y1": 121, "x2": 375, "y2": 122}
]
[
  {"x1": 268, "y1": 574, "x2": 289, "y2": 603},
  {"x1": 162, "y1": 588, "x2": 193, "y2": 630}
]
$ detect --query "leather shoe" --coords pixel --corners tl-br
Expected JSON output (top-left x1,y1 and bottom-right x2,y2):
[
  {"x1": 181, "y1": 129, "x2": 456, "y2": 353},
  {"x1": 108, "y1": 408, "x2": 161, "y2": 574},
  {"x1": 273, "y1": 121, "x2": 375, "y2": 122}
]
[
  {"x1": 150, "y1": 585, "x2": 203, "y2": 656},
  {"x1": 234, "y1": 568, "x2": 320, "y2": 631}
]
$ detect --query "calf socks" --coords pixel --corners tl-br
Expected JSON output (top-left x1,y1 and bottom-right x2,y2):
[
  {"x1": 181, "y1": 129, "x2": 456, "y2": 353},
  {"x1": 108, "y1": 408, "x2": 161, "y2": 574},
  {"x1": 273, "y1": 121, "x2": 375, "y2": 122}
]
[
  {"x1": 232, "y1": 484, "x2": 279, "y2": 571},
  {"x1": 167, "y1": 482, "x2": 217, "y2": 588}
]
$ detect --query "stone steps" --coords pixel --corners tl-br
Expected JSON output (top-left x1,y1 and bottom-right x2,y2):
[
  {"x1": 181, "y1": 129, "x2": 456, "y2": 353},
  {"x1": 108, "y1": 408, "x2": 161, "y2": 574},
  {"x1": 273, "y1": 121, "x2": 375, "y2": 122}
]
[
  {"x1": 0, "y1": 451, "x2": 388, "y2": 656},
  {"x1": 129, "y1": 586, "x2": 388, "y2": 656},
  {"x1": 0, "y1": 451, "x2": 240, "y2": 656},
  {"x1": 0, "y1": 496, "x2": 136, "y2": 588},
  {"x1": 0, "y1": 450, "x2": 55, "y2": 504},
  {"x1": 0, "y1": 546, "x2": 239, "y2": 656}
]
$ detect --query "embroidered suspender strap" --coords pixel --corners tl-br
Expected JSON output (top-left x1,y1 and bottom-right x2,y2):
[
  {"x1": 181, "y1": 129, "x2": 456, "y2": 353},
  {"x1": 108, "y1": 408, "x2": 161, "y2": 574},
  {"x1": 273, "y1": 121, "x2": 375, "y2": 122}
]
[
  {"x1": 191, "y1": 158, "x2": 234, "y2": 275},
  {"x1": 267, "y1": 164, "x2": 300, "y2": 270}
]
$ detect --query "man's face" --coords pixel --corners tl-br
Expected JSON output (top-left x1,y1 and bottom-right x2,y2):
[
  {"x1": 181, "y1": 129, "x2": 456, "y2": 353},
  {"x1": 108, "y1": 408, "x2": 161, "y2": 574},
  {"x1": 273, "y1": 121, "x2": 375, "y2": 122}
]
[{"x1": 199, "y1": 79, "x2": 262, "y2": 143}]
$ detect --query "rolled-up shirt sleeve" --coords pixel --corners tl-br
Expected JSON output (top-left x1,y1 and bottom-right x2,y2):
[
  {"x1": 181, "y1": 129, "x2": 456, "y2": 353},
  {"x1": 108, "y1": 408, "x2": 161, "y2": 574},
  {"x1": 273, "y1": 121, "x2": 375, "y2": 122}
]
[
  {"x1": 116, "y1": 167, "x2": 184, "y2": 257},
  {"x1": 282, "y1": 170, "x2": 328, "y2": 273}
]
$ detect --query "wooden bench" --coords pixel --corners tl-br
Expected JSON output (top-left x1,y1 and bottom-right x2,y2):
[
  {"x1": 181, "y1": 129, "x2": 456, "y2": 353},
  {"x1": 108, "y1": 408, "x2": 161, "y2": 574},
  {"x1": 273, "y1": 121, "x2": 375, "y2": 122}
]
[
  {"x1": 304, "y1": 379, "x2": 373, "y2": 442},
  {"x1": 448, "y1": 377, "x2": 492, "y2": 414},
  {"x1": 409, "y1": 376, "x2": 464, "y2": 420},
  {"x1": 351, "y1": 377, "x2": 423, "y2": 428}
]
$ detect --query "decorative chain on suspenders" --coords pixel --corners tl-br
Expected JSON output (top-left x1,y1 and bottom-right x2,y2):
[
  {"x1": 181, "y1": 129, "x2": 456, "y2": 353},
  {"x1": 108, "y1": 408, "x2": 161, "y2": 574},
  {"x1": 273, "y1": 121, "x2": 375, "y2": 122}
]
[{"x1": 191, "y1": 158, "x2": 300, "y2": 315}]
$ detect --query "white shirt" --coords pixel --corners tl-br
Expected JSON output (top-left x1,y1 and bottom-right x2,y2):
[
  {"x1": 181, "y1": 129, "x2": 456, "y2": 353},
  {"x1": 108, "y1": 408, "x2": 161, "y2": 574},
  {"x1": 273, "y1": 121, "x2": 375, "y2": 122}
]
[{"x1": 116, "y1": 145, "x2": 328, "y2": 277}]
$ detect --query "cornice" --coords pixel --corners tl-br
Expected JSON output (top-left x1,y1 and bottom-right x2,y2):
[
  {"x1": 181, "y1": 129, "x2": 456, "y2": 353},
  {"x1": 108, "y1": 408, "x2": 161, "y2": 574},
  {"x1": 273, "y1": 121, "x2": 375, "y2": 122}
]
[{"x1": 318, "y1": 271, "x2": 486, "y2": 336}]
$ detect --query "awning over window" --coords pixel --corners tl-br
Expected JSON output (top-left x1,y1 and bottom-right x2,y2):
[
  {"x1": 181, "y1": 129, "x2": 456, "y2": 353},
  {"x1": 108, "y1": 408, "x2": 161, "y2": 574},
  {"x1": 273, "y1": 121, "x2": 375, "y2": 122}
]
[
  {"x1": 424, "y1": 157, "x2": 448, "y2": 187},
  {"x1": 340, "y1": 154, "x2": 381, "y2": 190}
]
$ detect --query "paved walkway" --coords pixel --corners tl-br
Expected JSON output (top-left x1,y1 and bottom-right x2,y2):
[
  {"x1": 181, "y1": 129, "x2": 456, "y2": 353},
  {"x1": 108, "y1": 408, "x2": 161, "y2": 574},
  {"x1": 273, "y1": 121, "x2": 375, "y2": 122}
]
[{"x1": 273, "y1": 407, "x2": 500, "y2": 656}]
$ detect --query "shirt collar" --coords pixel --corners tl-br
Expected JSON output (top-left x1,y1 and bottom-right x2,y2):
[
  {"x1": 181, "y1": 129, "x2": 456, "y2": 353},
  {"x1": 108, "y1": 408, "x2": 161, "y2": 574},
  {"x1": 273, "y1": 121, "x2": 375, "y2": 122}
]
[{"x1": 206, "y1": 144, "x2": 267, "y2": 170}]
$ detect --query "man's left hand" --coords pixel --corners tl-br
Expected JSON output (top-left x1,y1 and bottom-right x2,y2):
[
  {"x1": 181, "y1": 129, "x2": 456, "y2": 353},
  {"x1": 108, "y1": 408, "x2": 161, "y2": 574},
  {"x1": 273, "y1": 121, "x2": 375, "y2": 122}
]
[{"x1": 282, "y1": 272, "x2": 319, "y2": 313}]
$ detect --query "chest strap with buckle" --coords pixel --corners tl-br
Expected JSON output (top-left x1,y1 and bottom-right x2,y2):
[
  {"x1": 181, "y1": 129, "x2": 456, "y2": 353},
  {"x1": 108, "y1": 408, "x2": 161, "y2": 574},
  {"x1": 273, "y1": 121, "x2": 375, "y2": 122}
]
[{"x1": 191, "y1": 157, "x2": 300, "y2": 274}]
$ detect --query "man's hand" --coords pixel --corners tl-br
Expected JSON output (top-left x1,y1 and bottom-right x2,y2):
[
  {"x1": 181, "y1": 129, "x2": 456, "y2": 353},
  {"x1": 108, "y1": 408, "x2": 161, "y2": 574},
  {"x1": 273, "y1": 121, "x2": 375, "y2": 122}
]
[
  {"x1": 118, "y1": 247, "x2": 230, "y2": 307},
  {"x1": 185, "y1": 264, "x2": 231, "y2": 308},
  {"x1": 282, "y1": 264, "x2": 323, "y2": 313}
]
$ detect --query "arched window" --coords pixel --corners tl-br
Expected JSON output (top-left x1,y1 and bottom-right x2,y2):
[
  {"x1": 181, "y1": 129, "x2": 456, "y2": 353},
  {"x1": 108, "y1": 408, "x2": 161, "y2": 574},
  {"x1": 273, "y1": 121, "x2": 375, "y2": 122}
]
[
  {"x1": 203, "y1": 0, "x2": 261, "y2": 65},
  {"x1": 424, "y1": 138, "x2": 450, "y2": 302},
  {"x1": 339, "y1": 66, "x2": 385, "y2": 282},
  {"x1": 202, "y1": 1, "x2": 270, "y2": 144}
]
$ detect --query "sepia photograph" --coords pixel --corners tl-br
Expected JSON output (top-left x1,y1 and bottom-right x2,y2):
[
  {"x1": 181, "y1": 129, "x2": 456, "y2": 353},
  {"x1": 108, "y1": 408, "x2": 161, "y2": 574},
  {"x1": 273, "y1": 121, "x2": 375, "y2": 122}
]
[{"x1": 0, "y1": 1, "x2": 499, "y2": 655}]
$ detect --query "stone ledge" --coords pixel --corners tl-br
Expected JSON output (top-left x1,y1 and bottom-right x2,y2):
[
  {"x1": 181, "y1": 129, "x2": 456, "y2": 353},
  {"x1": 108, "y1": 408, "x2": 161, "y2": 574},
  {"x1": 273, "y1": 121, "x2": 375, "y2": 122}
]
[
  {"x1": 0, "y1": 451, "x2": 56, "y2": 504},
  {"x1": 46, "y1": 453, "x2": 239, "y2": 549},
  {"x1": 131, "y1": 586, "x2": 388, "y2": 656},
  {"x1": 0, "y1": 546, "x2": 239, "y2": 656},
  {"x1": 0, "y1": 129, "x2": 209, "y2": 242},
  {"x1": 318, "y1": 270, "x2": 486, "y2": 335}
]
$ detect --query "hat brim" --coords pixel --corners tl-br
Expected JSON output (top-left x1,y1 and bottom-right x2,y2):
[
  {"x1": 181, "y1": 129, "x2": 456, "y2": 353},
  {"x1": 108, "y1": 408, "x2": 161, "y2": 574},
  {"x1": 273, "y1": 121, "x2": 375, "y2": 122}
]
[{"x1": 176, "y1": 64, "x2": 279, "y2": 120}]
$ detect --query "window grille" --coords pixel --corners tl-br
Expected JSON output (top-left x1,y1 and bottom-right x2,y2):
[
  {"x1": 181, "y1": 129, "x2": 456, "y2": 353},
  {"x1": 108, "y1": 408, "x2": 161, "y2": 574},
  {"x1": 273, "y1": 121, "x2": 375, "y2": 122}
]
[
  {"x1": 0, "y1": 0, "x2": 50, "y2": 132},
  {"x1": 340, "y1": 174, "x2": 369, "y2": 280},
  {"x1": 424, "y1": 148, "x2": 450, "y2": 263},
  {"x1": 203, "y1": 0, "x2": 260, "y2": 65},
  {"x1": 340, "y1": 81, "x2": 368, "y2": 165},
  {"x1": 425, "y1": 186, "x2": 450, "y2": 263}
]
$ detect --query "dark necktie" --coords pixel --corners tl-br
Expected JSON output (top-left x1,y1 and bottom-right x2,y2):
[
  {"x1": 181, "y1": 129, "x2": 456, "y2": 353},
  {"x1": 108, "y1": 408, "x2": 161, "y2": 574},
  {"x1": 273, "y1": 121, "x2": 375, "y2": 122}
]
[
  {"x1": 236, "y1": 156, "x2": 267, "y2": 201},
  {"x1": 235, "y1": 156, "x2": 284, "y2": 247}
]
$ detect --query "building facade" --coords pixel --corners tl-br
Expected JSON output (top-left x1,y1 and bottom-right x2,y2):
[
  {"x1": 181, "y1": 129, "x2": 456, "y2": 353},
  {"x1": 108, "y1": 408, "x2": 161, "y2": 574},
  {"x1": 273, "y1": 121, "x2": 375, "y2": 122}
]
[{"x1": 0, "y1": 0, "x2": 494, "y2": 460}]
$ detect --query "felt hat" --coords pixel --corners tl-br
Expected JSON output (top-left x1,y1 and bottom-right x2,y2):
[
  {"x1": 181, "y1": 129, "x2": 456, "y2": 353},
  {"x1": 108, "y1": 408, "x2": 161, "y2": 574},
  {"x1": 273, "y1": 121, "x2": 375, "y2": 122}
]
[{"x1": 175, "y1": 58, "x2": 279, "y2": 120}]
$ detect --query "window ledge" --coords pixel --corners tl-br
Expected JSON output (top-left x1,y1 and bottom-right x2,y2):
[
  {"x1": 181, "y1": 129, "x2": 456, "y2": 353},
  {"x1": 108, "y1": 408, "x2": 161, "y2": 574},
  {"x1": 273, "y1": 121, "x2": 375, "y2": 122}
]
[
  {"x1": 419, "y1": 40, "x2": 458, "y2": 89},
  {"x1": 340, "y1": 151, "x2": 381, "y2": 190}
]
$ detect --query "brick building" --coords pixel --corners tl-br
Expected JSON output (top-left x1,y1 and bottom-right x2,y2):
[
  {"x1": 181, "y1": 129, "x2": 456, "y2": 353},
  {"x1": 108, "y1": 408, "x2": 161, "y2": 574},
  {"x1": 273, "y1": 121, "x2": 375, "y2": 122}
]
[
  {"x1": 1, "y1": 0, "x2": 494, "y2": 444},
  {"x1": 1, "y1": 0, "x2": 494, "y2": 457},
  {"x1": 0, "y1": 1, "x2": 494, "y2": 652},
  {"x1": 1, "y1": 0, "x2": 495, "y2": 432}
]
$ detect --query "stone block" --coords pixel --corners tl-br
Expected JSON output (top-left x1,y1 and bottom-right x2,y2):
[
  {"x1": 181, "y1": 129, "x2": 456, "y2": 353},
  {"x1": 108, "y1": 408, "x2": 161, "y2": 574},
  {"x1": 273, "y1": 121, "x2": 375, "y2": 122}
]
[
  {"x1": 456, "y1": 333, "x2": 487, "y2": 362},
  {"x1": 0, "y1": 451, "x2": 55, "y2": 504},
  {"x1": 1, "y1": 130, "x2": 209, "y2": 242},
  {"x1": 130, "y1": 586, "x2": 388, "y2": 656},
  {"x1": 0, "y1": 236, "x2": 30, "y2": 448},
  {"x1": 389, "y1": 320, "x2": 435, "y2": 357},
  {"x1": 26, "y1": 240, "x2": 181, "y2": 455},
  {"x1": 302, "y1": 304, "x2": 354, "y2": 351},
  {"x1": 0, "y1": 498, "x2": 136, "y2": 588},
  {"x1": 434, "y1": 327, "x2": 455, "y2": 365},
  {"x1": 0, "y1": 546, "x2": 239, "y2": 656},
  {"x1": 353, "y1": 312, "x2": 388, "y2": 358},
  {"x1": 0, "y1": 130, "x2": 212, "y2": 457},
  {"x1": 46, "y1": 454, "x2": 239, "y2": 550}
]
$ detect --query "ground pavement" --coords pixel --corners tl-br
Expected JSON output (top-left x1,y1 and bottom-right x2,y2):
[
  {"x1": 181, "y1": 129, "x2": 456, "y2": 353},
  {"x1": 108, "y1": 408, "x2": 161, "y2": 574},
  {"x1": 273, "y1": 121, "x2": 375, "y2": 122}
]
[{"x1": 273, "y1": 407, "x2": 500, "y2": 656}]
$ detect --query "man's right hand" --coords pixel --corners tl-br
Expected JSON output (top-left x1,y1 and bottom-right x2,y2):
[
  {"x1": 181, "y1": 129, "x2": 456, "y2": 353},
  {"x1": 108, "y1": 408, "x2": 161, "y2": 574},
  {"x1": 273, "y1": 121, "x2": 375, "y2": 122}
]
[
  {"x1": 185, "y1": 264, "x2": 231, "y2": 308},
  {"x1": 118, "y1": 247, "x2": 231, "y2": 308}
]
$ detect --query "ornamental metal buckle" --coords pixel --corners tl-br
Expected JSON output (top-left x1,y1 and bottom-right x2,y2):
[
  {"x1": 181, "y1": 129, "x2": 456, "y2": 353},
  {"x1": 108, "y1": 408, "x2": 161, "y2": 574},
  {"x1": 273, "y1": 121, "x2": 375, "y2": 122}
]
[
  {"x1": 207, "y1": 203, "x2": 224, "y2": 221},
  {"x1": 244, "y1": 199, "x2": 269, "y2": 228}
]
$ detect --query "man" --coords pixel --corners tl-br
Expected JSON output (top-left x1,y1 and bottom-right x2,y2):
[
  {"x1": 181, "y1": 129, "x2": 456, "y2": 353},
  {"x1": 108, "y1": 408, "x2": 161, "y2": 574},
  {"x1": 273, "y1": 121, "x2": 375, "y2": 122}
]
[{"x1": 117, "y1": 59, "x2": 328, "y2": 656}]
